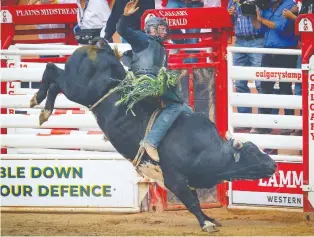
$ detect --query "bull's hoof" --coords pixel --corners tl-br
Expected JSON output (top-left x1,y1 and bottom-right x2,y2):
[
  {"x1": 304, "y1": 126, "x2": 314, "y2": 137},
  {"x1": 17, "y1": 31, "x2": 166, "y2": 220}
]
[
  {"x1": 39, "y1": 109, "x2": 51, "y2": 126},
  {"x1": 30, "y1": 93, "x2": 38, "y2": 108},
  {"x1": 212, "y1": 219, "x2": 222, "y2": 227},
  {"x1": 202, "y1": 221, "x2": 218, "y2": 233}
]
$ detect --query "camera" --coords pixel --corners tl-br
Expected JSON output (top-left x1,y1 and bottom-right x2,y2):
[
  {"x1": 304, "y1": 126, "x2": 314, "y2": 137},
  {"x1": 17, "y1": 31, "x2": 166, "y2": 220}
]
[{"x1": 240, "y1": 0, "x2": 270, "y2": 17}]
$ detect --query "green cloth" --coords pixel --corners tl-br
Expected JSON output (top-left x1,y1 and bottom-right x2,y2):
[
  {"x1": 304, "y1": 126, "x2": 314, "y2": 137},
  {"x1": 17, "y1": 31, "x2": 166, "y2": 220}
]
[{"x1": 114, "y1": 67, "x2": 183, "y2": 112}]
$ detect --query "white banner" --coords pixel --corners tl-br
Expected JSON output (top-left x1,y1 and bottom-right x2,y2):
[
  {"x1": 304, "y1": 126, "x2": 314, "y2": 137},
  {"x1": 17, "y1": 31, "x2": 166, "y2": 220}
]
[
  {"x1": 232, "y1": 191, "x2": 303, "y2": 207},
  {"x1": 0, "y1": 160, "x2": 141, "y2": 208}
]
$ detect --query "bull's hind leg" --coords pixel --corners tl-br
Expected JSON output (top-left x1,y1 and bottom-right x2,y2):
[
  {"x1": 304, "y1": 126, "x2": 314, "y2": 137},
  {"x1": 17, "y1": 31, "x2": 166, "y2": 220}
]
[
  {"x1": 30, "y1": 63, "x2": 60, "y2": 108},
  {"x1": 39, "y1": 83, "x2": 61, "y2": 125},
  {"x1": 163, "y1": 171, "x2": 218, "y2": 233}
]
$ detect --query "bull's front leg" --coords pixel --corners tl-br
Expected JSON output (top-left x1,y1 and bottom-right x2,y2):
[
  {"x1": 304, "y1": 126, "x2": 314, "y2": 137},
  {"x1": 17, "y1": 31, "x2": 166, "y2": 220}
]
[
  {"x1": 163, "y1": 171, "x2": 218, "y2": 233},
  {"x1": 190, "y1": 189, "x2": 222, "y2": 227},
  {"x1": 30, "y1": 63, "x2": 60, "y2": 108},
  {"x1": 30, "y1": 76, "x2": 50, "y2": 108}
]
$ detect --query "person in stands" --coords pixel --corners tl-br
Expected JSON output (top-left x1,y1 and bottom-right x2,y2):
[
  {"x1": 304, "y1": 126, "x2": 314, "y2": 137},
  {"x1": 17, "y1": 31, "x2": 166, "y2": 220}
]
[
  {"x1": 2, "y1": 0, "x2": 19, "y2": 6},
  {"x1": 251, "y1": 0, "x2": 298, "y2": 135},
  {"x1": 228, "y1": 0, "x2": 264, "y2": 133},
  {"x1": 281, "y1": 0, "x2": 313, "y2": 136},
  {"x1": 73, "y1": 0, "x2": 111, "y2": 45},
  {"x1": 103, "y1": 0, "x2": 155, "y2": 43}
]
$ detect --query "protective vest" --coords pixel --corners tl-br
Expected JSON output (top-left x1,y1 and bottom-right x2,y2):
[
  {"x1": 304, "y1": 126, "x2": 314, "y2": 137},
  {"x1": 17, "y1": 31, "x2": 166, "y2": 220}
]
[{"x1": 130, "y1": 38, "x2": 167, "y2": 77}]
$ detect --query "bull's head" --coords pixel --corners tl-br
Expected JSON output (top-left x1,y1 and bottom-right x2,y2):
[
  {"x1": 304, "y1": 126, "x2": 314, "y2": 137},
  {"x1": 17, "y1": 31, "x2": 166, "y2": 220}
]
[{"x1": 217, "y1": 131, "x2": 277, "y2": 181}]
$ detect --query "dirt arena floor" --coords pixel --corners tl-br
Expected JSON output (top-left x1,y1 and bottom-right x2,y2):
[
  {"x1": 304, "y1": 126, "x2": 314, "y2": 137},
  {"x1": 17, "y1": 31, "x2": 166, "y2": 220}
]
[{"x1": 1, "y1": 208, "x2": 314, "y2": 236}]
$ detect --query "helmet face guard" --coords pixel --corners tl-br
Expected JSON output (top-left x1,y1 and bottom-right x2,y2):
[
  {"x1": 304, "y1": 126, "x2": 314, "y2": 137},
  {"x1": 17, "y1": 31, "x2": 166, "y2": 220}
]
[{"x1": 144, "y1": 17, "x2": 170, "y2": 41}]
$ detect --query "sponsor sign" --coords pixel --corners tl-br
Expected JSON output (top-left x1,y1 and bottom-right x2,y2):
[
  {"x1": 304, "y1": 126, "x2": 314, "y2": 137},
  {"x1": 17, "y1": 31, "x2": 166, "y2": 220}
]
[
  {"x1": 309, "y1": 71, "x2": 314, "y2": 141},
  {"x1": 2, "y1": 4, "x2": 77, "y2": 25},
  {"x1": 299, "y1": 18, "x2": 313, "y2": 32},
  {"x1": 1, "y1": 160, "x2": 141, "y2": 207},
  {"x1": 0, "y1": 10, "x2": 13, "y2": 23},
  {"x1": 232, "y1": 163, "x2": 303, "y2": 207},
  {"x1": 308, "y1": 58, "x2": 314, "y2": 208},
  {"x1": 142, "y1": 8, "x2": 231, "y2": 30},
  {"x1": 255, "y1": 69, "x2": 302, "y2": 81},
  {"x1": 232, "y1": 67, "x2": 302, "y2": 82},
  {"x1": 15, "y1": 8, "x2": 77, "y2": 17},
  {"x1": 5, "y1": 61, "x2": 24, "y2": 95}
]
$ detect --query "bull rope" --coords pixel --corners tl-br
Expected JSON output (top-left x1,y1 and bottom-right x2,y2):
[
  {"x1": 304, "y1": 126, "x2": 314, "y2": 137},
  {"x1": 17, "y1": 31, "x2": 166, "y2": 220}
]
[
  {"x1": 132, "y1": 108, "x2": 161, "y2": 168},
  {"x1": 89, "y1": 88, "x2": 117, "y2": 111}
]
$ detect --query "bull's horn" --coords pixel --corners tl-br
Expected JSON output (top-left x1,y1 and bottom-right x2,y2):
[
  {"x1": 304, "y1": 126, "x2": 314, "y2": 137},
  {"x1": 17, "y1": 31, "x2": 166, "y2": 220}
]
[
  {"x1": 233, "y1": 140, "x2": 244, "y2": 150},
  {"x1": 225, "y1": 131, "x2": 233, "y2": 140}
]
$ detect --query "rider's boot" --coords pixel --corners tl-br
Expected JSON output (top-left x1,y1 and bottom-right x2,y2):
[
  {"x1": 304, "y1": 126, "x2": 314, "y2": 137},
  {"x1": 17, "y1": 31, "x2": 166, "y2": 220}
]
[
  {"x1": 142, "y1": 102, "x2": 192, "y2": 162},
  {"x1": 142, "y1": 141, "x2": 160, "y2": 162}
]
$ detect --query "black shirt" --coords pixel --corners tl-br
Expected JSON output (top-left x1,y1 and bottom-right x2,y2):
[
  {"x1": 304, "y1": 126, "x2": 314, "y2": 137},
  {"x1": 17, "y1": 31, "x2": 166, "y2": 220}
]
[
  {"x1": 299, "y1": 0, "x2": 314, "y2": 14},
  {"x1": 104, "y1": 0, "x2": 155, "y2": 41}
]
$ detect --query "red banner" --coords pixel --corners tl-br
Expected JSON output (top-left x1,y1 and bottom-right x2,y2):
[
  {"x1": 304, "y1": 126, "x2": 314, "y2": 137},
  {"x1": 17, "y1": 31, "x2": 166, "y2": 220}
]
[
  {"x1": 142, "y1": 7, "x2": 232, "y2": 30},
  {"x1": 3, "y1": 4, "x2": 77, "y2": 25},
  {"x1": 232, "y1": 162, "x2": 303, "y2": 195}
]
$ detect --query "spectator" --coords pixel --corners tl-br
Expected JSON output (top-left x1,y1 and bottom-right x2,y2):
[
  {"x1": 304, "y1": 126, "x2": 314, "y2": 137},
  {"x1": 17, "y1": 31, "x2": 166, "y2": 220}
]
[
  {"x1": 299, "y1": 0, "x2": 313, "y2": 14},
  {"x1": 2, "y1": 0, "x2": 19, "y2": 6},
  {"x1": 282, "y1": 0, "x2": 313, "y2": 136},
  {"x1": 251, "y1": 0, "x2": 298, "y2": 134},
  {"x1": 103, "y1": 0, "x2": 155, "y2": 43},
  {"x1": 228, "y1": 0, "x2": 264, "y2": 130},
  {"x1": 74, "y1": 0, "x2": 111, "y2": 45},
  {"x1": 264, "y1": 5, "x2": 298, "y2": 132},
  {"x1": 204, "y1": 0, "x2": 221, "y2": 7}
]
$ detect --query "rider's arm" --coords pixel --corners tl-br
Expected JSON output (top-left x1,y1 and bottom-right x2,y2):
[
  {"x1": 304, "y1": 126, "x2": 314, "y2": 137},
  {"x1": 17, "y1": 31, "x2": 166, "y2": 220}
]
[
  {"x1": 116, "y1": 15, "x2": 149, "y2": 53},
  {"x1": 104, "y1": 0, "x2": 127, "y2": 41}
]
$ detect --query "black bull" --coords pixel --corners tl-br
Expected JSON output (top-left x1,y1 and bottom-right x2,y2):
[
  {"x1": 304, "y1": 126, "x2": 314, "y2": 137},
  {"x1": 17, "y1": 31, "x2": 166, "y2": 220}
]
[{"x1": 30, "y1": 44, "x2": 277, "y2": 233}]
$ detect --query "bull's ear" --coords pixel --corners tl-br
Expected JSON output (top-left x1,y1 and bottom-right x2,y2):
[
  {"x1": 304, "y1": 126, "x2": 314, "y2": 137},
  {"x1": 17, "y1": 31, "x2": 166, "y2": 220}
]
[{"x1": 233, "y1": 140, "x2": 244, "y2": 150}]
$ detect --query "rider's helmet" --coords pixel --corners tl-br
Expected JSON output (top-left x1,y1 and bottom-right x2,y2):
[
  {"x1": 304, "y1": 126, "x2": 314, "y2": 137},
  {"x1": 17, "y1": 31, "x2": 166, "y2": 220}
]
[{"x1": 144, "y1": 17, "x2": 170, "y2": 41}]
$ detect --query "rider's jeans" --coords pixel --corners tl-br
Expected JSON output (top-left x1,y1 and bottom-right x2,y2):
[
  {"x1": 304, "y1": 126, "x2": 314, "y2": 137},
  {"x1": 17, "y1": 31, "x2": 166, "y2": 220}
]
[{"x1": 144, "y1": 102, "x2": 193, "y2": 148}]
